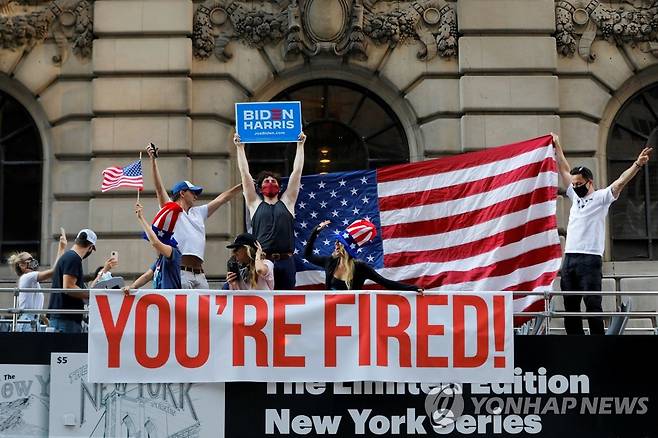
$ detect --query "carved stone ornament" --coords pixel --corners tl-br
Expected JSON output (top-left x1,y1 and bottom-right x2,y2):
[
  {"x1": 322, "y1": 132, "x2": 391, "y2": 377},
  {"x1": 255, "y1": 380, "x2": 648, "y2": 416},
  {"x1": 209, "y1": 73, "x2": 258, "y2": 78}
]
[
  {"x1": 193, "y1": 0, "x2": 457, "y2": 63},
  {"x1": 0, "y1": 0, "x2": 93, "y2": 65},
  {"x1": 556, "y1": 0, "x2": 658, "y2": 61}
]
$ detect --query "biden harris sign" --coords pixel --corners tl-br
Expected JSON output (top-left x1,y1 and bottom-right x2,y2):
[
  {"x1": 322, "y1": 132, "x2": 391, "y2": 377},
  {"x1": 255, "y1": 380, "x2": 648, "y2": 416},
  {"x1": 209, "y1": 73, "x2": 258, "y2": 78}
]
[{"x1": 235, "y1": 101, "x2": 302, "y2": 143}]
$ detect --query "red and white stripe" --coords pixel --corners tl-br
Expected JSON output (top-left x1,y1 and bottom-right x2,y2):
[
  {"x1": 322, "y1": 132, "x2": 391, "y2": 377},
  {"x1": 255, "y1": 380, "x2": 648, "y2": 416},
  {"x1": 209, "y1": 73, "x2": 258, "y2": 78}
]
[
  {"x1": 297, "y1": 135, "x2": 561, "y2": 316},
  {"x1": 346, "y1": 219, "x2": 377, "y2": 246},
  {"x1": 152, "y1": 202, "x2": 183, "y2": 233},
  {"x1": 101, "y1": 167, "x2": 143, "y2": 192}
]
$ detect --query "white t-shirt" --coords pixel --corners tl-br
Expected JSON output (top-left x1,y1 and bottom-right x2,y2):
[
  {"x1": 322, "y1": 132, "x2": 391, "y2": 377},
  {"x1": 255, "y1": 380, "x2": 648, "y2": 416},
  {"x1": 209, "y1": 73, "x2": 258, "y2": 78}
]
[
  {"x1": 17, "y1": 271, "x2": 44, "y2": 310},
  {"x1": 564, "y1": 185, "x2": 617, "y2": 256},
  {"x1": 174, "y1": 204, "x2": 209, "y2": 261},
  {"x1": 231, "y1": 259, "x2": 275, "y2": 291}
]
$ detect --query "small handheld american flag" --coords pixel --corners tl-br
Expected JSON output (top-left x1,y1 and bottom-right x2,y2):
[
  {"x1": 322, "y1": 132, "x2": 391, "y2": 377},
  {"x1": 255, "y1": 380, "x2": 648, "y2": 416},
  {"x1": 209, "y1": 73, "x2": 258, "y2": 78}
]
[{"x1": 101, "y1": 160, "x2": 144, "y2": 192}]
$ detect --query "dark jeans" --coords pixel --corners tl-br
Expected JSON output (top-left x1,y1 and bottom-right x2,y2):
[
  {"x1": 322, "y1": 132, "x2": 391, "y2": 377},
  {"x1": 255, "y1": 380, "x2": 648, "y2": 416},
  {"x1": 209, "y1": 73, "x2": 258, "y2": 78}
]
[
  {"x1": 49, "y1": 316, "x2": 82, "y2": 333},
  {"x1": 560, "y1": 253, "x2": 604, "y2": 335},
  {"x1": 273, "y1": 257, "x2": 296, "y2": 290}
]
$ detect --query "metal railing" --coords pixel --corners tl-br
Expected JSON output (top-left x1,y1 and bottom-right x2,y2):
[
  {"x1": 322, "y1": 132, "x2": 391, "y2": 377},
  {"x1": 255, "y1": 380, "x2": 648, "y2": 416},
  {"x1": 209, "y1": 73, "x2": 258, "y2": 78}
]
[{"x1": 0, "y1": 288, "x2": 657, "y2": 334}]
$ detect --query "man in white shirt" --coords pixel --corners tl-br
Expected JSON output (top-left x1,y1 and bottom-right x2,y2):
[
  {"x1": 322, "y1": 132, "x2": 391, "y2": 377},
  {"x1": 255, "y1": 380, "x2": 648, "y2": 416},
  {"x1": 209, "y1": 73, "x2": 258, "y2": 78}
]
[
  {"x1": 552, "y1": 133, "x2": 652, "y2": 334},
  {"x1": 147, "y1": 144, "x2": 241, "y2": 289}
]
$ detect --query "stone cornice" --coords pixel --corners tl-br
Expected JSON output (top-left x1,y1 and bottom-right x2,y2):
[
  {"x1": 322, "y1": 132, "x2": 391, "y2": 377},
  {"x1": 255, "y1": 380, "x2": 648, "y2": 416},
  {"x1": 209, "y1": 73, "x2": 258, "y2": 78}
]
[
  {"x1": 0, "y1": 0, "x2": 93, "y2": 65},
  {"x1": 556, "y1": 0, "x2": 658, "y2": 61},
  {"x1": 193, "y1": 0, "x2": 458, "y2": 63}
]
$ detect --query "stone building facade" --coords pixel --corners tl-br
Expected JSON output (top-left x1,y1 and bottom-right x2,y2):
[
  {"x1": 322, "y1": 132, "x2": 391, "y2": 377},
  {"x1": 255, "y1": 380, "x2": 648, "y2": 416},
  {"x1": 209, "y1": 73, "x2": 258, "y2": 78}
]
[{"x1": 1, "y1": 0, "x2": 658, "y2": 286}]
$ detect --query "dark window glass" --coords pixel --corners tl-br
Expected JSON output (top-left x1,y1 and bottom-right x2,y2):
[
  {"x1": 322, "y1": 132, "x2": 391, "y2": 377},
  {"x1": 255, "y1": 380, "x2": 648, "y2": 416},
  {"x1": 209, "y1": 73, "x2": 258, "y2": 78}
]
[
  {"x1": 0, "y1": 91, "x2": 42, "y2": 263},
  {"x1": 246, "y1": 80, "x2": 409, "y2": 177},
  {"x1": 607, "y1": 84, "x2": 658, "y2": 260}
]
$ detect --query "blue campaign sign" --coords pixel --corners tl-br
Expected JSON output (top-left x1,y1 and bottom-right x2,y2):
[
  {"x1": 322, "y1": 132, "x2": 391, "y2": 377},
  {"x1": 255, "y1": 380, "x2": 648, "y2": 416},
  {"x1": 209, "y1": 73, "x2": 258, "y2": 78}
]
[{"x1": 235, "y1": 101, "x2": 302, "y2": 143}]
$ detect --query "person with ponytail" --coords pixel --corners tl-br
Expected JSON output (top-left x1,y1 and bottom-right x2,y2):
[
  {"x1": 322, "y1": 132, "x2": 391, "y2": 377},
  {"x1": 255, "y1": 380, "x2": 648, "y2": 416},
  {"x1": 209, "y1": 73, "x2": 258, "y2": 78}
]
[
  {"x1": 7, "y1": 228, "x2": 67, "y2": 331},
  {"x1": 226, "y1": 233, "x2": 274, "y2": 290},
  {"x1": 305, "y1": 220, "x2": 423, "y2": 292}
]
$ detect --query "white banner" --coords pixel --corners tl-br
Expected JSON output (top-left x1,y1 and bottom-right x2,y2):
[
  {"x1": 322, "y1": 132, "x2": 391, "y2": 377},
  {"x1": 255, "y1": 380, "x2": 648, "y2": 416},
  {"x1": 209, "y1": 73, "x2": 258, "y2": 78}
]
[{"x1": 88, "y1": 290, "x2": 514, "y2": 384}]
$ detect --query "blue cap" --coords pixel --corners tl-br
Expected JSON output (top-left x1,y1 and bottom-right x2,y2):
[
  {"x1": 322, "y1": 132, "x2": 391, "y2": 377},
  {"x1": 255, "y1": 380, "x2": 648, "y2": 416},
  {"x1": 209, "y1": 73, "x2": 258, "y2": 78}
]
[{"x1": 171, "y1": 180, "x2": 203, "y2": 196}]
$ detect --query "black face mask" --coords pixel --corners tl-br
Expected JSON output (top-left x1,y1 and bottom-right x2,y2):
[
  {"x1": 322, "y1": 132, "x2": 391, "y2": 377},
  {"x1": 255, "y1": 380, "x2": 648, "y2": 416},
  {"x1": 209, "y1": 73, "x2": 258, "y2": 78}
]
[
  {"x1": 82, "y1": 248, "x2": 93, "y2": 260},
  {"x1": 27, "y1": 259, "x2": 39, "y2": 270},
  {"x1": 573, "y1": 182, "x2": 590, "y2": 198}
]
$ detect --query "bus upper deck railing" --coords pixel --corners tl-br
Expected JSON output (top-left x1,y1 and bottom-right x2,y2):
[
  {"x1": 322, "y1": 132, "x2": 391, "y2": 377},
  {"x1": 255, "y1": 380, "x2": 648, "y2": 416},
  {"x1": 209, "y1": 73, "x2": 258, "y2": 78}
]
[{"x1": 0, "y1": 288, "x2": 657, "y2": 334}]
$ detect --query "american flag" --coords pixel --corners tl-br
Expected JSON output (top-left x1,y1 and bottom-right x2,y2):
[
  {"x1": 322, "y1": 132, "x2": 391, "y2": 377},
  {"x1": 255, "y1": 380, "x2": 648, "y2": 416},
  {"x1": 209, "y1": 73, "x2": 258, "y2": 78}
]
[
  {"x1": 101, "y1": 160, "x2": 144, "y2": 192},
  {"x1": 288, "y1": 135, "x2": 562, "y2": 315}
]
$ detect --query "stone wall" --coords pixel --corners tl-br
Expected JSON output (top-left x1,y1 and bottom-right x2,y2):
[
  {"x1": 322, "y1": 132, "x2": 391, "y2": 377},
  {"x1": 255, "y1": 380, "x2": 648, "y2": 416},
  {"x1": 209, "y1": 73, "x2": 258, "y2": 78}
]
[{"x1": 2, "y1": 0, "x2": 658, "y2": 282}]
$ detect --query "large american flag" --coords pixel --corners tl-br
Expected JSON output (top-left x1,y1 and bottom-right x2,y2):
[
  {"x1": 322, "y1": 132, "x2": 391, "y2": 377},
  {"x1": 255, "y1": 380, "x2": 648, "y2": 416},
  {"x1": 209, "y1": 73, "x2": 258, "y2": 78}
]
[
  {"x1": 288, "y1": 135, "x2": 562, "y2": 315},
  {"x1": 101, "y1": 160, "x2": 144, "y2": 192}
]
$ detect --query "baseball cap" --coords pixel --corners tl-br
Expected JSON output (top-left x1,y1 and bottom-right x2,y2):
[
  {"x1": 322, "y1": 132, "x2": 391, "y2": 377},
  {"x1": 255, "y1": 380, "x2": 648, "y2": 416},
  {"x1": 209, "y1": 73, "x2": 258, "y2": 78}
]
[
  {"x1": 171, "y1": 180, "x2": 203, "y2": 196},
  {"x1": 76, "y1": 229, "x2": 97, "y2": 249},
  {"x1": 227, "y1": 233, "x2": 257, "y2": 249}
]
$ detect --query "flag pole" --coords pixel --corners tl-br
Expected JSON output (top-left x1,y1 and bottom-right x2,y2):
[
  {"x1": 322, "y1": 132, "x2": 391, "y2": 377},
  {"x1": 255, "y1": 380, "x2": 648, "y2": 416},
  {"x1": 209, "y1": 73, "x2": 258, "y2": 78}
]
[{"x1": 137, "y1": 152, "x2": 142, "y2": 203}]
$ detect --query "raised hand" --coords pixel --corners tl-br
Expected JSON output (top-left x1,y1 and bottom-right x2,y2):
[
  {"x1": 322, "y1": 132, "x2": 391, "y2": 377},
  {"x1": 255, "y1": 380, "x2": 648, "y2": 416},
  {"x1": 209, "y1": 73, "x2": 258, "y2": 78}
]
[
  {"x1": 58, "y1": 227, "x2": 67, "y2": 249},
  {"x1": 297, "y1": 132, "x2": 307, "y2": 145},
  {"x1": 636, "y1": 147, "x2": 653, "y2": 167},
  {"x1": 135, "y1": 202, "x2": 144, "y2": 219},
  {"x1": 233, "y1": 133, "x2": 244, "y2": 148},
  {"x1": 145, "y1": 142, "x2": 159, "y2": 159}
]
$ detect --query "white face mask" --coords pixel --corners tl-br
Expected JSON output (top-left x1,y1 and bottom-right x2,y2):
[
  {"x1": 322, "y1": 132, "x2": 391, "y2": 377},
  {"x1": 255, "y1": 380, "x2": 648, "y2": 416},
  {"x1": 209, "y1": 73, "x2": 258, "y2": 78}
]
[{"x1": 99, "y1": 272, "x2": 112, "y2": 282}]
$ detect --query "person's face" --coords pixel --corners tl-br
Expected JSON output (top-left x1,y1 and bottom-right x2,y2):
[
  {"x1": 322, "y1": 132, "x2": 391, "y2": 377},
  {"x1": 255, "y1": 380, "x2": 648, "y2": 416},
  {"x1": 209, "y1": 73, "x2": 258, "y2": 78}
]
[
  {"x1": 332, "y1": 241, "x2": 342, "y2": 258},
  {"x1": 180, "y1": 189, "x2": 198, "y2": 207},
  {"x1": 233, "y1": 246, "x2": 250, "y2": 264},
  {"x1": 571, "y1": 174, "x2": 593, "y2": 195},
  {"x1": 83, "y1": 246, "x2": 95, "y2": 259},
  {"x1": 18, "y1": 256, "x2": 32, "y2": 273},
  {"x1": 260, "y1": 177, "x2": 280, "y2": 198}
]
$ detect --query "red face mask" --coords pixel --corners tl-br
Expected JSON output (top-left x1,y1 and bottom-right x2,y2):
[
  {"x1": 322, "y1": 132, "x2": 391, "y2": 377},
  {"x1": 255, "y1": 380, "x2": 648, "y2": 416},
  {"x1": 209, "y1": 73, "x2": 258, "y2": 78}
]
[{"x1": 261, "y1": 181, "x2": 280, "y2": 198}]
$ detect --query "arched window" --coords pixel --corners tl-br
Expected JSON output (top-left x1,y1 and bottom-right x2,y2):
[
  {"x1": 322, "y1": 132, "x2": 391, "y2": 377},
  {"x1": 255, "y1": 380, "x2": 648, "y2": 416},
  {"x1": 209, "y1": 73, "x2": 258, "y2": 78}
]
[
  {"x1": 246, "y1": 80, "x2": 409, "y2": 176},
  {"x1": 607, "y1": 84, "x2": 658, "y2": 260},
  {"x1": 0, "y1": 90, "x2": 43, "y2": 263}
]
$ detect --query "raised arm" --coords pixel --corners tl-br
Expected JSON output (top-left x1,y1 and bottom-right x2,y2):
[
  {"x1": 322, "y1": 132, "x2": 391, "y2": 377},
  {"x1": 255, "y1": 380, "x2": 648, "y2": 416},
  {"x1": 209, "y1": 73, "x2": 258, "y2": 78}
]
[
  {"x1": 135, "y1": 202, "x2": 173, "y2": 259},
  {"x1": 611, "y1": 147, "x2": 653, "y2": 198},
  {"x1": 304, "y1": 221, "x2": 331, "y2": 268},
  {"x1": 207, "y1": 183, "x2": 242, "y2": 218},
  {"x1": 281, "y1": 132, "x2": 306, "y2": 213},
  {"x1": 551, "y1": 133, "x2": 572, "y2": 189},
  {"x1": 146, "y1": 143, "x2": 170, "y2": 208},
  {"x1": 234, "y1": 133, "x2": 260, "y2": 216},
  {"x1": 37, "y1": 228, "x2": 67, "y2": 282}
]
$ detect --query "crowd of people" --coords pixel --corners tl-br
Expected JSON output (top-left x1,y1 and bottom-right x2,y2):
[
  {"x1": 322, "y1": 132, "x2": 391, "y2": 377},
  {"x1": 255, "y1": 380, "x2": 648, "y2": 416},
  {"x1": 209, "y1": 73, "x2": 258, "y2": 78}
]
[{"x1": 5, "y1": 131, "x2": 654, "y2": 334}]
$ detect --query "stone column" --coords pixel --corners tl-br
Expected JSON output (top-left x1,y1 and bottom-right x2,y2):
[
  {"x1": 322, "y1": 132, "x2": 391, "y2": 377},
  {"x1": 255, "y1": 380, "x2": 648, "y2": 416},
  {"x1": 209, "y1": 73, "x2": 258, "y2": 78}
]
[
  {"x1": 87, "y1": 0, "x2": 232, "y2": 278},
  {"x1": 457, "y1": 0, "x2": 559, "y2": 149}
]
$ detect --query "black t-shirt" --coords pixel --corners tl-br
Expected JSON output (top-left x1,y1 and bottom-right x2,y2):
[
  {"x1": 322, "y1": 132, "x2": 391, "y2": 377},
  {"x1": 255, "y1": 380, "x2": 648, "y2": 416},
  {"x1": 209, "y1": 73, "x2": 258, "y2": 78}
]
[
  {"x1": 48, "y1": 249, "x2": 85, "y2": 322},
  {"x1": 251, "y1": 200, "x2": 294, "y2": 253}
]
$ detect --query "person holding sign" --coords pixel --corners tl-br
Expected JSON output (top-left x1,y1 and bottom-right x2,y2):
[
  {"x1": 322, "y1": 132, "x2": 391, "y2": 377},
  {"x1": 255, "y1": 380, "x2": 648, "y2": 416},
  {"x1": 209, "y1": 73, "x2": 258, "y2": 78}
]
[
  {"x1": 305, "y1": 220, "x2": 423, "y2": 292},
  {"x1": 234, "y1": 131, "x2": 306, "y2": 290}
]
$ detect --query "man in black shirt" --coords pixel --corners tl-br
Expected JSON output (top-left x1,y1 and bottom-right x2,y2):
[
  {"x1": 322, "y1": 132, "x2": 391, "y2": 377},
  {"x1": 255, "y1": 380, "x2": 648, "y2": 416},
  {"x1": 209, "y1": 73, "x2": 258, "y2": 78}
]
[
  {"x1": 48, "y1": 229, "x2": 96, "y2": 333},
  {"x1": 234, "y1": 132, "x2": 306, "y2": 290}
]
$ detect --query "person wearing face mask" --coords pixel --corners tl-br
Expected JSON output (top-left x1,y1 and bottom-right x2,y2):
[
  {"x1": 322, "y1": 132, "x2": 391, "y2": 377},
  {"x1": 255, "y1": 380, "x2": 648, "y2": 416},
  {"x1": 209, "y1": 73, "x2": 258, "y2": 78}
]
[
  {"x1": 226, "y1": 233, "x2": 274, "y2": 291},
  {"x1": 552, "y1": 132, "x2": 653, "y2": 335},
  {"x1": 234, "y1": 131, "x2": 307, "y2": 290},
  {"x1": 48, "y1": 229, "x2": 107, "y2": 333},
  {"x1": 145, "y1": 143, "x2": 242, "y2": 290},
  {"x1": 7, "y1": 228, "x2": 67, "y2": 331}
]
